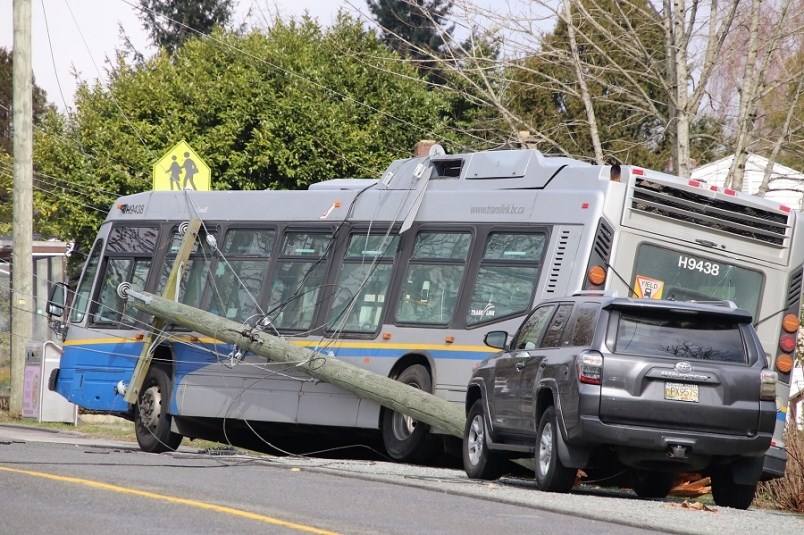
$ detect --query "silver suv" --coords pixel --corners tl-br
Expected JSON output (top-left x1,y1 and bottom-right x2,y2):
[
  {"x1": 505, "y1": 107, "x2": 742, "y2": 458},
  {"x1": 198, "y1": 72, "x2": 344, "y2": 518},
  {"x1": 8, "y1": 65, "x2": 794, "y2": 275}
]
[{"x1": 463, "y1": 293, "x2": 777, "y2": 509}]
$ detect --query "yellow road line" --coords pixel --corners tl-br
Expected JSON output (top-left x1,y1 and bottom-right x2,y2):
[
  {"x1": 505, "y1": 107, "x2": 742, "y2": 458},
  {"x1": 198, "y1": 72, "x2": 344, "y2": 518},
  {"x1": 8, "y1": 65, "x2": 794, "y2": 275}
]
[{"x1": 0, "y1": 465, "x2": 339, "y2": 534}]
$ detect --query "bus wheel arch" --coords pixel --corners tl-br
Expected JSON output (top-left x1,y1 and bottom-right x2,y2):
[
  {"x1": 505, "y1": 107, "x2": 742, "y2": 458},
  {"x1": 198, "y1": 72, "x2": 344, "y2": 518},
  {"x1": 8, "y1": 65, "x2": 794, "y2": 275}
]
[
  {"x1": 381, "y1": 355, "x2": 440, "y2": 463},
  {"x1": 134, "y1": 346, "x2": 182, "y2": 453}
]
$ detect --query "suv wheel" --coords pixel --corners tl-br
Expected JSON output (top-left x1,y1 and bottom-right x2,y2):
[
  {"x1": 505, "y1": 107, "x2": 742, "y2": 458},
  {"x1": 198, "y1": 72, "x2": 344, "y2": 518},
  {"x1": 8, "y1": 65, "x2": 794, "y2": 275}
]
[
  {"x1": 711, "y1": 468, "x2": 757, "y2": 510},
  {"x1": 534, "y1": 407, "x2": 576, "y2": 493},
  {"x1": 463, "y1": 399, "x2": 503, "y2": 480}
]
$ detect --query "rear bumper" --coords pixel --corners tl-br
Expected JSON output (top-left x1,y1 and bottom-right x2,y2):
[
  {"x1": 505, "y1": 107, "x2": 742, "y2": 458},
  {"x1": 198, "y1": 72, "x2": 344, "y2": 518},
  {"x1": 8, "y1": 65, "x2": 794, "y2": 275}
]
[
  {"x1": 760, "y1": 445, "x2": 788, "y2": 480},
  {"x1": 572, "y1": 415, "x2": 772, "y2": 457}
]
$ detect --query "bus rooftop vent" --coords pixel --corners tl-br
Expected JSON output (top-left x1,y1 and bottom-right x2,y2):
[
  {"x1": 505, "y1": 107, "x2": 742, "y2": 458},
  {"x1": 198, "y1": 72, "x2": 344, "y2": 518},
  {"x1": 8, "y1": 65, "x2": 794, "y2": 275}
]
[{"x1": 631, "y1": 178, "x2": 790, "y2": 247}]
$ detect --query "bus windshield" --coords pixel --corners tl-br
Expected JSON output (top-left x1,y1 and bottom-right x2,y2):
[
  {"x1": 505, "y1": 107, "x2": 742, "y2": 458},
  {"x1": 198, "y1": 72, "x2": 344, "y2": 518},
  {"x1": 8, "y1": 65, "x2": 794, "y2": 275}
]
[{"x1": 632, "y1": 243, "x2": 763, "y2": 318}]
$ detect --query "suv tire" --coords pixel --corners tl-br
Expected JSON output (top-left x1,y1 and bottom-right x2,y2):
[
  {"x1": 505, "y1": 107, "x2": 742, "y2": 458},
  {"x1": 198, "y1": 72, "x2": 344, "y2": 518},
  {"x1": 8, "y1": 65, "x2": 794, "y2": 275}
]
[
  {"x1": 711, "y1": 468, "x2": 757, "y2": 510},
  {"x1": 534, "y1": 406, "x2": 576, "y2": 493},
  {"x1": 463, "y1": 399, "x2": 504, "y2": 480}
]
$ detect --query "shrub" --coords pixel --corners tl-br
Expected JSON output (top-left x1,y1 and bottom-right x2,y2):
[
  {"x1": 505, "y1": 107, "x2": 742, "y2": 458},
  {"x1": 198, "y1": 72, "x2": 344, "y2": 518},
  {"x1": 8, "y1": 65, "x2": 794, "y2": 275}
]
[{"x1": 756, "y1": 425, "x2": 804, "y2": 512}]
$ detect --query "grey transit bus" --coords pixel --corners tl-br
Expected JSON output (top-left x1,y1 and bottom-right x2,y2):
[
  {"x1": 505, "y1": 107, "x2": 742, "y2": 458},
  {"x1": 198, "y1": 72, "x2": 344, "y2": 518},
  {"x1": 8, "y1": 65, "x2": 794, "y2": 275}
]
[{"x1": 47, "y1": 148, "x2": 803, "y2": 476}]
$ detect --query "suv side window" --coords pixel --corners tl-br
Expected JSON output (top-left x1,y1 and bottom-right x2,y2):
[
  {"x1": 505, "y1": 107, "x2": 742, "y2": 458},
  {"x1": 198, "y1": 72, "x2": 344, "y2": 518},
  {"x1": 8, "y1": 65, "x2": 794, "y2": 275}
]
[
  {"x1": 513, "y1": 304, "x2": 555, "y2": 350},
  {"x1": 541, "y1": 303, "x2": 574, "y2": 347},
  {"x1": 565, "y1": 302, "x2": 602, "y2": 347}
]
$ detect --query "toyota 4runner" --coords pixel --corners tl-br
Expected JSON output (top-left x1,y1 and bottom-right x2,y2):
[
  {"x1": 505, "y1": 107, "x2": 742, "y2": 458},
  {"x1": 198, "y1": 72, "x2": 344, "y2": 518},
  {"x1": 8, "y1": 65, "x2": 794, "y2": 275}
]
[{"x1": 463, "y1": 293, "x2": 777, "y2": 509}]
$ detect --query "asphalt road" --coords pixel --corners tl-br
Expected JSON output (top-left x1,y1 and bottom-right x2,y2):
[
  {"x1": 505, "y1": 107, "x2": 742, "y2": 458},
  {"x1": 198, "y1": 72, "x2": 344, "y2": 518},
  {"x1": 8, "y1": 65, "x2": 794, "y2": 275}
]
[{"x1": 0, "y1": 425, "x2": 801, "y2": 534}]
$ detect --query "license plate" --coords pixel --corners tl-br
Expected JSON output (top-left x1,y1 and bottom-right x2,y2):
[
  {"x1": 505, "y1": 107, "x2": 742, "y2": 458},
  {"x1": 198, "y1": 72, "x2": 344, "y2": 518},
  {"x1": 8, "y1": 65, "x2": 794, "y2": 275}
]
[{"x1": 665, "y1": 382, "x2": 699, "y2": 403}]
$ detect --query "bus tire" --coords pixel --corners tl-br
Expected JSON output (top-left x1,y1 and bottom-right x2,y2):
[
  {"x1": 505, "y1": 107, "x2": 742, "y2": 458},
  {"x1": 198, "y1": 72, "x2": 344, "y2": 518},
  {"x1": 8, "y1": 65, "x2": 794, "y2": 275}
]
[
  {"x1": 134, "y1": 366, "x2": 183, "y2": 453},
  {"x1": 382, "y1": 364, "x2": 440, "y2": 463}
]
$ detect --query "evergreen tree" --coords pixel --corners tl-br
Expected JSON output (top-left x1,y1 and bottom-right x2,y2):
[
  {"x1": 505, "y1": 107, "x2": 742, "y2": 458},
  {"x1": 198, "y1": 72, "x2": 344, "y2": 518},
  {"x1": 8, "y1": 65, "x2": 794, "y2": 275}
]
[
  {"x1": 138, "y1": 0, "x2": 235, "y2": 55},
  {"x1": 368, "y1": 0, "x2": 454, "y2": 83},
  {"x1": 32, "y1": 15, "x2": 453, "y2": 252},
  {"x1": 0, "y1": 47, "x2": 56, "y2": 235},
  {"x1": 0, "y1": 47, "x2": 53, "y2": 155}
]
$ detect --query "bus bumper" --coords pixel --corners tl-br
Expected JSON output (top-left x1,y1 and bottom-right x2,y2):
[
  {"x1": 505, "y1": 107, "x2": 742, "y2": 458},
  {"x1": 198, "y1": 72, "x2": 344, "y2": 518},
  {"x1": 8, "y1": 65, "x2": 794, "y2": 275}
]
[{"x1": 761, "y1": 445, "x2": 788, "y2": 480}]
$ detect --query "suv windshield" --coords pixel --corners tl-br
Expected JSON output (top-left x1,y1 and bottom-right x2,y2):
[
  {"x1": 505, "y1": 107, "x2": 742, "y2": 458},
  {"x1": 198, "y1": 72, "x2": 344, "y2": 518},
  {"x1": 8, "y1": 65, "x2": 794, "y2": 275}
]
[{"x1": 613, "y1": 312, "x2": 747, "y2": 363}]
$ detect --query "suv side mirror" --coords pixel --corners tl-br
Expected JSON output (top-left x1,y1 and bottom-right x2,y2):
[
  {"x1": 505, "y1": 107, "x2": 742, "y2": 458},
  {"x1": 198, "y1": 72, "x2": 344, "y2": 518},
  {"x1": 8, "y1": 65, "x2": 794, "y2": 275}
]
[
  {"x1": 484, "y1": 330, "x2": 508, "y2": 350},
  {"x1": 47, "y1": 282, "x2": 67, "y2": 318}
]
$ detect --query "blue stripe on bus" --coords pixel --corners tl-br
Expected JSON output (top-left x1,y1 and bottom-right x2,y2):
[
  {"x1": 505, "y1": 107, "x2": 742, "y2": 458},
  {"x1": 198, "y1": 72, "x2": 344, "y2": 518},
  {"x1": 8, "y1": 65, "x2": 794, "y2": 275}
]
[{"x1": 54, "y1": 340, "x2": 495, "y2": 412}]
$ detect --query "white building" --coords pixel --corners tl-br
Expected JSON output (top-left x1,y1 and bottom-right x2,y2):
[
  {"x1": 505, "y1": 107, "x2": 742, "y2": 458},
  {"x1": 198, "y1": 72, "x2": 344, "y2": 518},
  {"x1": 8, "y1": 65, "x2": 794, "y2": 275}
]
[
  {"x1": 792, "y1": 366, "x2": 804, "y2": 429},
  {"x1": 691, "y1": 154, "x2": 804, "y2": 210}
]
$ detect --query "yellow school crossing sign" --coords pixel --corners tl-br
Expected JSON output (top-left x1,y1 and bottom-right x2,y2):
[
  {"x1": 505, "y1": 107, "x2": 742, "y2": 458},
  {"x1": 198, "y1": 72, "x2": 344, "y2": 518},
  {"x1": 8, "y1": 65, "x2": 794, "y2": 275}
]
[{"x1": 152, "y1": 141, "x2": 210, "y2": 191}]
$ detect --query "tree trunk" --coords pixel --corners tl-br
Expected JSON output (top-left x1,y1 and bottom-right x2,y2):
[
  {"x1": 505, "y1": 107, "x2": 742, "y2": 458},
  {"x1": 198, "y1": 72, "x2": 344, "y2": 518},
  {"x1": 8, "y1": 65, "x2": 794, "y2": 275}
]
[
  {"x1": 758, "y1": 74, "x2": 804, "y2": 206},
  {"x1": 725, "y1": 0, "x2": 762, "y2": 191},
  {"x1": 564, "y1": 0, "x2": 604, "y2": 163},
  {"x1": 671, "y1": 0, "x2": 691, "y2": 177}
]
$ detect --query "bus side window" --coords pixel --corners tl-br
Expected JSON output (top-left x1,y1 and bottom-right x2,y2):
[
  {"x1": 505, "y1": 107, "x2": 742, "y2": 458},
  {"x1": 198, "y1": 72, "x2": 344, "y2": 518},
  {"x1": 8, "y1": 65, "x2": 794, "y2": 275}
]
[
  {"x1": 157, "y1": 227, "x2": 215, "y2": 311},
  {"x1": 395, "y1": 231, "x2": 471, "y2": 326},
  {"x1": 93, "y1": 259, "x2": 132, "y2": 324},
  {"x1": 69, "y1": 239, "x2": 104, "y2": 324},
  {"x1": 268, "y1": 231, "x2": 332, "y2": 331},
  {"x1": 328, "y1": 234, "x2": 399, "y2": 333},
  {"x1": 90, "y1": 226, "x2": 158, "y2": 326},
  {"x1": 466, "y1": 232, "x2": 545, "y2": 326},
  {"x1": 207, "y1": 228, "x2": 275, "y2": 322}
]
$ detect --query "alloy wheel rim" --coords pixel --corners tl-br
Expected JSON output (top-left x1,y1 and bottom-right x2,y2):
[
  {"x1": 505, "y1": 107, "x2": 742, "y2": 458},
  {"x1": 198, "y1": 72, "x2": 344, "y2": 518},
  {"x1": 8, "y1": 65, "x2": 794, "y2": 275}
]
[
  {"x1": 539, "y1": 422, "x2": 553, "y2": 476},
  {"x1": 467, "y1": 414, "x2": 484, "y2": 465}
]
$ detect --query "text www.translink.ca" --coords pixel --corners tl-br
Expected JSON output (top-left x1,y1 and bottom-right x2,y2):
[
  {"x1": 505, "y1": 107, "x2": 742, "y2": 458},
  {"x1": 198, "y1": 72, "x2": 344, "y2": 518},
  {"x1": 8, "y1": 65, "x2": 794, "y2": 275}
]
[{"x1": 470, "y1": 204, "x2": 526, "y2": 215}]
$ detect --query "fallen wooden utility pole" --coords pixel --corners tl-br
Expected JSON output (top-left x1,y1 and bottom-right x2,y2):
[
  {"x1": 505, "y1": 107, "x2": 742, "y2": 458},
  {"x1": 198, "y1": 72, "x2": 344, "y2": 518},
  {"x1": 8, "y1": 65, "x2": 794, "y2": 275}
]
[{"x1": 124, "y1": 288, "x2": 467, "y2": 439}]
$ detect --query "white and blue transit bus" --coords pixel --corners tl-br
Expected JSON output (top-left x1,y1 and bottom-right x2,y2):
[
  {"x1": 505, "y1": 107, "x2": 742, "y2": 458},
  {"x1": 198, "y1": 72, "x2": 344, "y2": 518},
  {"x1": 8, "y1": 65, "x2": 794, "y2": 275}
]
[{"x1": 46, "y1": 147, "x2": 803, "y2": 476}]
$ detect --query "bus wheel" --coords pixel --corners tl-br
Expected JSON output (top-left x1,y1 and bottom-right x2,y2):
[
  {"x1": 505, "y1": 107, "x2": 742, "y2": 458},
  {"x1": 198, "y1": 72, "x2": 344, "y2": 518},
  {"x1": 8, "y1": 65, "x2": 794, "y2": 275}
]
[
  {"x1": 134, "y1": 366, "x2": 183, "y2": 453},
  {"x1": 382, "y1": 364, "x2": 440, "y2": 463}
]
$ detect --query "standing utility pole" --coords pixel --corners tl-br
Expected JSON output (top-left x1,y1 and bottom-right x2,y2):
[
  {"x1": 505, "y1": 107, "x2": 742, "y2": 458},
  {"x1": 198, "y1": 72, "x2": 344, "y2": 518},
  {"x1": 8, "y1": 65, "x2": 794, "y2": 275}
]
[{"x1": 10, "y1": 0, "x2": 33, "y2": 418}]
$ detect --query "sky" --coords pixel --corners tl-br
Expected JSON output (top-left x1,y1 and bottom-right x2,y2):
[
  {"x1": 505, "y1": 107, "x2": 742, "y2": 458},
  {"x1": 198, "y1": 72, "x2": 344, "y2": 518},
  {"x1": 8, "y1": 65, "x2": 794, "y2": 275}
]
[{"x1": 0, "y1": 0, "x2": 357, "y2": 111}]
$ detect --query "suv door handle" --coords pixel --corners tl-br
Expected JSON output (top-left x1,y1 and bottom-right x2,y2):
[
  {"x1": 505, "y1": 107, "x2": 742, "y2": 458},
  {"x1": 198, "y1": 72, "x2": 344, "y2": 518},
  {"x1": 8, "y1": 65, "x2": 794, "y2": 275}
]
[{"x1": 515, "y1": 361, "x2": 526, "y2": 371}]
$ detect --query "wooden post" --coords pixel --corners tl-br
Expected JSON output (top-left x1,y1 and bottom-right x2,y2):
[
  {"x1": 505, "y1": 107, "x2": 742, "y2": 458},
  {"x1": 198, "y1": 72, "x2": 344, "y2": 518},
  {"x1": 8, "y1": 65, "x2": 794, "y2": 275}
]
[
  {"x1": 10, "y1": 0, "x2": 33, "y2": 418},
  {"x1": 125, "y1": 290, "x2": 467, "y2": 438},
  {"x1": 123, "y1": 219, "x2": 202, "y2": 404}
]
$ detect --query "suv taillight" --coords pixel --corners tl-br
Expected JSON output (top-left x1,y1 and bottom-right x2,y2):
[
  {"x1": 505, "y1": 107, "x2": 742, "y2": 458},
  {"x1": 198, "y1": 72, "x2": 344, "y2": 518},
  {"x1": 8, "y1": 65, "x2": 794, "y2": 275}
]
[
  {"x1": 760, "y1": 369, "x2": 777, "y2": 401},
  {"x1": 577, "y1": 351, "x2": 603, "y2": 385}
]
